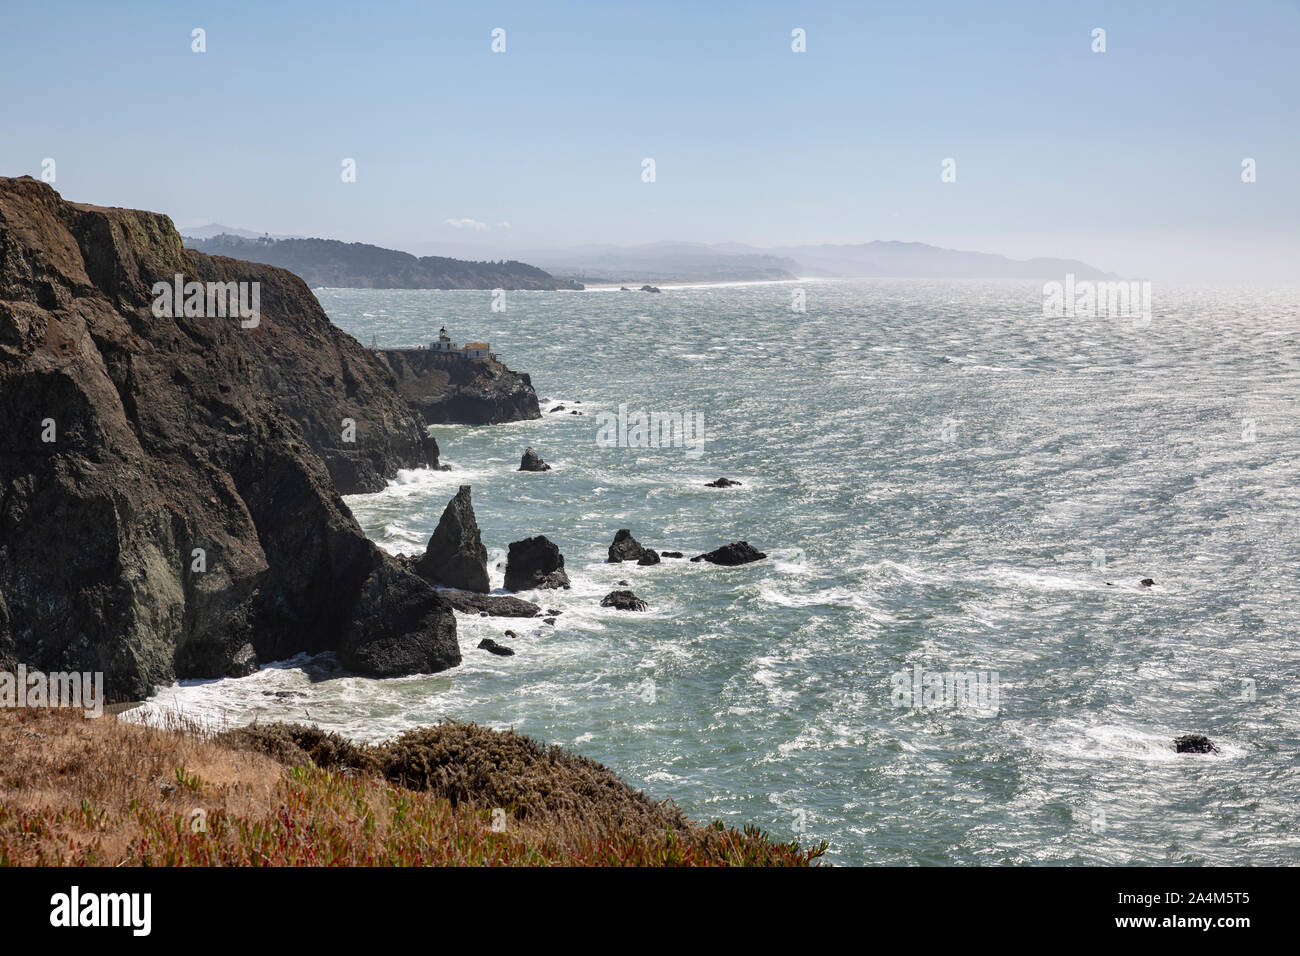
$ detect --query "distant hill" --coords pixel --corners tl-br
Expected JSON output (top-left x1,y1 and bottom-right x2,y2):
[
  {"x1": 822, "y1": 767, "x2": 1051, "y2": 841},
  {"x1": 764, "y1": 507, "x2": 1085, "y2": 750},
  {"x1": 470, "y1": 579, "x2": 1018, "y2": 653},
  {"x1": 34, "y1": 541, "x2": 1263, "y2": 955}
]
[
  {"x1": 184, "y1": 234, "x2": 583, "y2": 290},
  {"x1": 180, "y1": 223, "x2": 304, "y2": 240},
  {"x1": 759, "y1": 241, "x2": 1116, "y2": 280},
  {"x1": 525, "y1": 240, "x2": 1114, "y2": 283},
  {"x1": 520, "y1": 242, "x2": 801, "y2": 284}
]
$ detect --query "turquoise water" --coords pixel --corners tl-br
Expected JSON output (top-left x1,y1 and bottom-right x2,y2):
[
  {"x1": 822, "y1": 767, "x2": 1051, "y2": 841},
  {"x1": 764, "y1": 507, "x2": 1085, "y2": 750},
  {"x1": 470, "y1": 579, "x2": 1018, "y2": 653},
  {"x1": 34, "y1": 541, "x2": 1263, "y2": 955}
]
[{"x1": 137, "y1": 279, "x2": 1300, "y2": 865}]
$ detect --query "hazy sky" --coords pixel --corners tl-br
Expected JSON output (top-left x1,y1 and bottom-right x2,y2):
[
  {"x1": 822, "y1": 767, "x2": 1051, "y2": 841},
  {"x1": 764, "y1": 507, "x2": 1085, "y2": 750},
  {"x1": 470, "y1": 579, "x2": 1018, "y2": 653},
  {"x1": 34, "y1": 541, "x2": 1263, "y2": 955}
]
[{"x1": 3, "y1": 0, "x2": 1297, "y2": 282}]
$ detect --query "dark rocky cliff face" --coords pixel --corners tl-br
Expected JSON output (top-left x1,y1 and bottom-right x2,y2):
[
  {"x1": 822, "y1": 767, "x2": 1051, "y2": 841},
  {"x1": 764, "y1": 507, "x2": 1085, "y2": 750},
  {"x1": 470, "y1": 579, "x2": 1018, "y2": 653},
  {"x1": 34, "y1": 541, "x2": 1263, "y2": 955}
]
[
  {"x1": 375, "y1": 348, "x2": 541, "y2": 425},
  {"x1": 0, "y1": 177, "x2": 459, "y2": 698},
  {"x1": 184, "y1": 251, "x2": 439, "y2": 494}
]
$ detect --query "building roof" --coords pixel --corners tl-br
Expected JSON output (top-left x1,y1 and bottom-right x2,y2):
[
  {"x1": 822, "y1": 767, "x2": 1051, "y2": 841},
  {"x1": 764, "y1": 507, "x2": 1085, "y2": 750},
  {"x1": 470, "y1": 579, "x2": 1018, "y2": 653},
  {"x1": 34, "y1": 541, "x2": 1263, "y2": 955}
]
[{"x1": 463, "y1": 342, "x2": 489, "y2": 349}]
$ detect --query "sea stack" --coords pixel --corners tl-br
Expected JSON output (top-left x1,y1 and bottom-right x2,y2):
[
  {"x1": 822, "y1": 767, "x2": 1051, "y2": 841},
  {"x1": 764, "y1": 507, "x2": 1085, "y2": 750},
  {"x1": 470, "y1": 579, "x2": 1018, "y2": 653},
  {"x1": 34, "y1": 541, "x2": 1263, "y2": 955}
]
[
  {"x1": 520, "y1": 447, "x2": 551, "y2": 472},
  {"x1": 413, "y1": 486, "x2": 490, "y2": 593},
  {"x1": 607, "y1": 529, "x2": 650, "y2": 563},
  {"x1": 504, "y1": 536, "x2": 571, "y2": 591}
]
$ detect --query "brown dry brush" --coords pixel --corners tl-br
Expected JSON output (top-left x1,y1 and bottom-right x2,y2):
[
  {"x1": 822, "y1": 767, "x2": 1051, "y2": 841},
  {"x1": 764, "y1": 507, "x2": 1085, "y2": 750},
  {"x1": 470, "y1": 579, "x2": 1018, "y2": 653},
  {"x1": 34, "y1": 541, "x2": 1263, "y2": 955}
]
[{"x1": 0, "y1": 709, "x2": 825, "y2": 866}]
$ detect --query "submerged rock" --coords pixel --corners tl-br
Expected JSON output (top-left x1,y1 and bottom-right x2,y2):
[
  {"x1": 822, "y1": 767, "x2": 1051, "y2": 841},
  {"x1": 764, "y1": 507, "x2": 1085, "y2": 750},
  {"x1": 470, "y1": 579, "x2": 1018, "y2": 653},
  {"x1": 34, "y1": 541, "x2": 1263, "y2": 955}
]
[
  {"x1": 439, "y1": 590, "x2": 541, "y2": 618},
  {"x1": 504, "y1": 536, "x2": 571, "y2": 591},
  {"x1": 1174, "y1": 734, "x2": 1218, "y2": 754},
  {"x1": 478, "y1": 638, "x2": 515, "y2": 657},
  {"x1": 640, "y1": 285, "x2": 661, "y2": 293},
  {"x1": 660, "y1": 551, "x2": 684, "y2": 559},
  {"x1": 690, "y1": 541, "x2": 767, "y2": 566},
  {"x1": 1139, "y1": 578, "x2": 1156, "y2": 587},
  {"x1": 601, "y1": 590, "x2": 648, "y2": 611},
  {"x1": 413, "y1": 486, "x2": 490, "y2": 593},
  {"x1": 519, "y1": 447, "x2": 551, "y2": 472},
  {"x1": 704, "y1": 478, "x2": 742, "y2": 488}
]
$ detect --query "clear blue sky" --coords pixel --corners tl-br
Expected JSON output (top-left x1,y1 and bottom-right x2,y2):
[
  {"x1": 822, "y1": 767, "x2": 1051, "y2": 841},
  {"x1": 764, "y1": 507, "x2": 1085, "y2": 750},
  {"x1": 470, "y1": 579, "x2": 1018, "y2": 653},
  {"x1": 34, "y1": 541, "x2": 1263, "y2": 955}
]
[{"x1": 2, "y1": 0, "x2": 1297, "y2": 281}]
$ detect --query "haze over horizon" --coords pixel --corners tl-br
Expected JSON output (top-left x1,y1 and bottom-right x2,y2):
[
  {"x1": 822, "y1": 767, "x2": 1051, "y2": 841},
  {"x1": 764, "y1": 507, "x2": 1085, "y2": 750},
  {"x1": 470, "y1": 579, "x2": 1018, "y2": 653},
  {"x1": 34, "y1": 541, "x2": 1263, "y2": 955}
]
[{"x1": 3, "y1": 0, "x2": 1297, "y2": 283}]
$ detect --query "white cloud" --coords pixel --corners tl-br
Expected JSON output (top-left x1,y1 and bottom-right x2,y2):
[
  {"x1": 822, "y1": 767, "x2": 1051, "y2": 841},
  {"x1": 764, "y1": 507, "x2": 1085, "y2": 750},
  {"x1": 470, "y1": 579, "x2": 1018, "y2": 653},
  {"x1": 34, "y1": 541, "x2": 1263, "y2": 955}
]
[
  {"x1": 444, "y1": 218, "x2": 489, "y2": 231},
  {"x1": 495, "y1": 221, "x2": 512, "y2": 230}
]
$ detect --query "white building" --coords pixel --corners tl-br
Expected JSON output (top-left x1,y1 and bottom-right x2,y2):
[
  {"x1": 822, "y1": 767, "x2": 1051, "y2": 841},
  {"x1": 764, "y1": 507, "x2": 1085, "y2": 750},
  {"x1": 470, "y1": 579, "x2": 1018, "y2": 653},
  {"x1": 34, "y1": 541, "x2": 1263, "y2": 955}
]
[{"x1": 429, "y1": 326, "x2": 492, "y2": 360}]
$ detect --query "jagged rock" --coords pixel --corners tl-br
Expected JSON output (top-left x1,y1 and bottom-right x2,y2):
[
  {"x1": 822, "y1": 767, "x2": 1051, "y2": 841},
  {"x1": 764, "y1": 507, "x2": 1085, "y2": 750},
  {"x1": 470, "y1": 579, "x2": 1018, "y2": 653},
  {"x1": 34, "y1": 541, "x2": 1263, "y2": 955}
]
[
  {"x1": 519, "y1": 447, "x2": 551, "y2": 472},
  {"x1": 413, "y1": 486, "x2": 490, "y2": 593},
  {"x1": 336, "y1": 549, "x2": 460, "y2": 677},
  {"x1": 504, "y1": 536, "x2": 570, "y2": 591},
  {"x1": 617, "y1": 580, "x2": 629, "y2": 586},
  {"x1": 504, "y1": 630, "x2": 518, "y2": 639},
  {"x1": 550, "y1": 404, "x2": 566, "y2": 413},
  {"x1": 637, "y1": 549, "x2": 661, "y2": 566},
  {"x1": 1139, "y1": 578, "x2": 1156, "y2": 587},
  {"x1": 640, "y1": 285, "x2": 661, "y2": 293},
  {"x1": 704, "y1": 478, "x2": 742, "y2": 488},
  {"x1": 607, "y1": 529, "x2": 649, "y2": 563},
  {"x1": 438, "y1": 590, "x2": 541, "y2": 618},
  {"x1": 0, "y1": 177, "x2": 461, "y2": 697},
  {"x1": 1174, "y1": 734, "x2": 1218, "y2": 754},
  {"x1": 543, "y1": 617, "x2": 556, "y2": 625},
  {"x1": 478, "y1": 638, "x2": 514, "y2": 657},
  {"x1": 660, "y1": 551, "x2": 684, "y2": 559},
  {"x1": 691, "y1": 541, "x2": 767, "y2": 566},
  {"x1": 601, "y1": 590, "x2": 648, "y2": 611}
]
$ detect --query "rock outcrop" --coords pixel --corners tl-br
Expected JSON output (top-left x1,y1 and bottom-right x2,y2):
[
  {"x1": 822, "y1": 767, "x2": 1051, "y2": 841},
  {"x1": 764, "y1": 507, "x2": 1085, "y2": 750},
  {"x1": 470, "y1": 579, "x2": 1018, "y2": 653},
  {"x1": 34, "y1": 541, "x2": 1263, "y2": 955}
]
[
  {"x1": 1174, "y1": 734, "x2": 1218, "y2": 754},
  {"x1": 437, "y1": 589, "x2": 541, "y2": 618},
  {"x1": 504, "y1": 536, "x2": 570, "y2": 592},
  {"x1": 413, "y1": 486, "x2": 490, "y2": 593},
  {"x1": 704, "y1": 477, "x2": 742, "y2": 488},
  {"x1": 375, "y1": 347, "x2": 541, "y2": 425},
  {"x1": 601, "y1": 590, "x2": 648, "y2": 611},
  {"x1": 691, "y1": 542, "x2": 767, "y2": 566},
  {"x1": 0, "y1": 177, "x2": 460, "y2": 697},
  {"x1": 519, "y1": 447, "x2": 551, "y2": 472},
  {"x1": 607, "y1": 529, "x2": 649, "y2": 563},
  {"x1": 477, "y1": 638, "x2": 515, "y2": 656}
]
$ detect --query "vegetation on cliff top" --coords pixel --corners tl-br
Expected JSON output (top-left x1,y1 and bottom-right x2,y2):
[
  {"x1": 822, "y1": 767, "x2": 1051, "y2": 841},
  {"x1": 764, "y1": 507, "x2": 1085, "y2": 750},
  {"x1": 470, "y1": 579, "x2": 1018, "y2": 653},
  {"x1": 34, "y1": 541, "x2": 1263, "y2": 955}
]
[{"x1": 0, "y1": 709, "x2": 824, "y2": 866}]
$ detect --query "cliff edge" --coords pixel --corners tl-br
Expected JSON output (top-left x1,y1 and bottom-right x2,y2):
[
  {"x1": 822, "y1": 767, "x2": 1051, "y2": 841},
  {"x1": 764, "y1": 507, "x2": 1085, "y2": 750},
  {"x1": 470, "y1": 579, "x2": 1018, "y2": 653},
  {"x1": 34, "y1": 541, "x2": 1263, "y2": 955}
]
[{"x1": 0, "y1": 177, "x2": 460, "y2": 698}]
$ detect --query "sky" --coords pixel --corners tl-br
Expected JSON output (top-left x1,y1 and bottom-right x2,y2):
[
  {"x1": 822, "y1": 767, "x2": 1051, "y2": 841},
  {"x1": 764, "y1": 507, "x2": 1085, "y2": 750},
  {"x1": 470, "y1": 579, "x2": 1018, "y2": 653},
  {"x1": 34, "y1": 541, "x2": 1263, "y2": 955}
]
[{"x1": 2, "y1": 0, "x2": 1298, "y2": 282}]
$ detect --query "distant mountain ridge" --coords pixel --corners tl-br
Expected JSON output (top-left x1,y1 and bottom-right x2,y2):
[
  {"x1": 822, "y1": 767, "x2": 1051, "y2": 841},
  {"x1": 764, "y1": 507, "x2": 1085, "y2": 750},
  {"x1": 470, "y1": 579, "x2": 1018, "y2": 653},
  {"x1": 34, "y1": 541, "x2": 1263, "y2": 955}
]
[
  {"x1": 525, "y1": 240, "x2": 1115, "y2": 283},
  {"x1": 183, "y1": 233, "x2": 583, "y2": 290}
]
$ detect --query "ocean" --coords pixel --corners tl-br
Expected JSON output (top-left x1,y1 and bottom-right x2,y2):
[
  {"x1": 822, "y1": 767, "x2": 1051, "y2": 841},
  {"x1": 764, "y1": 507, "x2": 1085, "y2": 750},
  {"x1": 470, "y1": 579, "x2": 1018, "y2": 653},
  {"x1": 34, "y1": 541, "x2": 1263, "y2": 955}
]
[{"x1": 133, "y1": 279, "x2": 1300, "y2": 865}]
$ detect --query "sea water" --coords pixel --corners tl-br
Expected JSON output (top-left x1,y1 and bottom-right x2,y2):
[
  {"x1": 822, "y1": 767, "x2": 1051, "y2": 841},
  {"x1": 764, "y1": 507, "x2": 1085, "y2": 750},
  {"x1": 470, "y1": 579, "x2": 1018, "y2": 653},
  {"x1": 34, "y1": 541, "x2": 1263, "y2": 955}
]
[{"x1": 135, "y1": 279, "x2": 1300, "y2": 865}]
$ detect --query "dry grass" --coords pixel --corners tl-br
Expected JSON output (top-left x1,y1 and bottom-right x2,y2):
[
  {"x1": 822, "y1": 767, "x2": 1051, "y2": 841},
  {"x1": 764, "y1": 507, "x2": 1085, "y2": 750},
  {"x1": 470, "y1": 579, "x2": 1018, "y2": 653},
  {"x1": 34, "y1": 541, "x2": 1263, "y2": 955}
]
[{"x1": 0, "y1": 708, "x2": 824, "y2": 866}]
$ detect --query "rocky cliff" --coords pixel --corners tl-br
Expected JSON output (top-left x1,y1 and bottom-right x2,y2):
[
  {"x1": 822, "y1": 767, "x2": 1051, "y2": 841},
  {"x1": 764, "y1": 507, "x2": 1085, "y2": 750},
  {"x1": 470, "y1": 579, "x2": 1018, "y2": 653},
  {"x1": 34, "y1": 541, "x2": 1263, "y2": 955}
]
[
  {"x1": 0, "y1": 177, "x2": 459, "y2": 698},
  {"x1": 375, "y1": 348, "x2": 541, "y2": 425}
]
